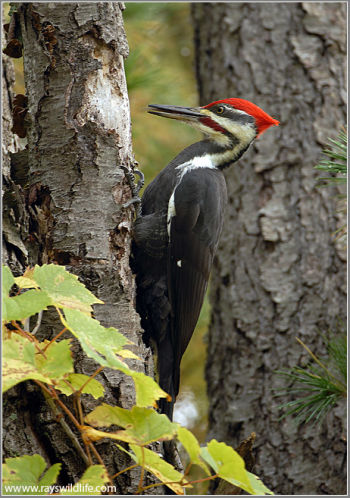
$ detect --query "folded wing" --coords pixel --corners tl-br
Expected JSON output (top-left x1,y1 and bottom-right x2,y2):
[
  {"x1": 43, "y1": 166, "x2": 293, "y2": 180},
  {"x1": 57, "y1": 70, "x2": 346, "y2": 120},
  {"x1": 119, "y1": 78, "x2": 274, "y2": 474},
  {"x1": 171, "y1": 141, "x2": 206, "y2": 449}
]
[{"x1": 168, "y1": 169, "x2": 227, "y2": 396}]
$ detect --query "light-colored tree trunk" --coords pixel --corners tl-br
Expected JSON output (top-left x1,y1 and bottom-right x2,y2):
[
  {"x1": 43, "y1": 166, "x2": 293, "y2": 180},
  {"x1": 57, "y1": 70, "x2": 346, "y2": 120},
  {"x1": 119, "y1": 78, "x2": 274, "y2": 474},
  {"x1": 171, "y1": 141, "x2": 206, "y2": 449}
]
[
  {"x1": 192, "y1": 2, "x2": 346, "y2": 494},
  {"x1": 2, "y1": 22, "x2": 24, "y2": 274},
  {"x1": 2, "y1": 3, "x2": 161, "y2": 493}
]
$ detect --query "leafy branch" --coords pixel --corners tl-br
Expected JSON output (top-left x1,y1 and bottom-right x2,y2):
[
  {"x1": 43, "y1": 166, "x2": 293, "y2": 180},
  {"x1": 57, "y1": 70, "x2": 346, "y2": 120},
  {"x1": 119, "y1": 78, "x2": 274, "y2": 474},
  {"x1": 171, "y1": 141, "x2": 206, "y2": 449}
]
[{"x1": 2, "y1": 264, "x2": 273, "y2": 495}]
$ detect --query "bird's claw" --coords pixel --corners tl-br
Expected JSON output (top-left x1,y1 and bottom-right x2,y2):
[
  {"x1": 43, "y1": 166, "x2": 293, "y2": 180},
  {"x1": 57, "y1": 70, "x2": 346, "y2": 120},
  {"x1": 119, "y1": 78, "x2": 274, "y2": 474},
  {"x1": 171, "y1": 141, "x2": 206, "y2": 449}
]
[
  {"x1": 121, "y1": 163, "x2": 144, "y2": 217},
  {"x1": 133, "y1": 168, "x2": 145, "y2": 193},
  {"x1": 122, "y1": 197, "x2": 141, "y2": 209}
]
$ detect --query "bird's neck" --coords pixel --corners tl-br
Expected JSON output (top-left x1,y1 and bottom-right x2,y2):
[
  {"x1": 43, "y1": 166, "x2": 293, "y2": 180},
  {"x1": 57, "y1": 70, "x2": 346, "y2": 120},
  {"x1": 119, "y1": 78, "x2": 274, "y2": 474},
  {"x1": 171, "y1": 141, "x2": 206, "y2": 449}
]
[{"x1": 186, "y1": 136, "x2": 254, "y2": 170}]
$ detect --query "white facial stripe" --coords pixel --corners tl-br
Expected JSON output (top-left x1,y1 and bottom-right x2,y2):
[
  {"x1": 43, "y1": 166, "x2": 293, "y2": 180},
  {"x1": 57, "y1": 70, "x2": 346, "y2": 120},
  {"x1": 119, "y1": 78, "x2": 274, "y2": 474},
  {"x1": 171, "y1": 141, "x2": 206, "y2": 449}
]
[
  {"x1": 195, "y1": 121, "x2": 232, "y2": 146},
  {"x1": 210, "y1": 115, "x2": 255, "y2": 141},
  {"x1": 225, "y1": 107, "x2": 249, "y2": 116},
  {"x1": 222, "y1": 120, "x2": 256, "y2": 146},
  {"x1": 182, "y1": 118, "x2": 231, "y2": 147},
  {"x1": 191, "y1": 109, "x2": 256, "y2": 148}
]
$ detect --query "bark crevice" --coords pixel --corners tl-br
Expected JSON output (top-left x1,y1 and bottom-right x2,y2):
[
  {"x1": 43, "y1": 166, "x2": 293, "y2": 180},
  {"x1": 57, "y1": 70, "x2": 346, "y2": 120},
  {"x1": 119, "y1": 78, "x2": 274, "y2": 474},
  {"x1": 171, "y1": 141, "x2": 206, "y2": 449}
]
[
  {"x1": 192, "y1": 2, "x2": 346, "y2": 494},
  {"x1": 2, "y1": 4, "x2": 163, "y2": 493}
]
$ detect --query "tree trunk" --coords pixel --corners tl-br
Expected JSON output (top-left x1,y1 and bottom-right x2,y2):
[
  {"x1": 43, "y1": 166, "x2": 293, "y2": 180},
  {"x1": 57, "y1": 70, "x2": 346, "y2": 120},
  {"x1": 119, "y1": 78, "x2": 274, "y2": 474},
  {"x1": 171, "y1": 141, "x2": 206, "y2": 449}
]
[
  {"x1": 2, "y1": 3, "x2": 161, "y2": 493},
  {"x1": 192, "y1": 2, "x2": 346, "y2": 495},
  {"x1": 2, "y1": 22, "x2": 25, "y2": 275}
]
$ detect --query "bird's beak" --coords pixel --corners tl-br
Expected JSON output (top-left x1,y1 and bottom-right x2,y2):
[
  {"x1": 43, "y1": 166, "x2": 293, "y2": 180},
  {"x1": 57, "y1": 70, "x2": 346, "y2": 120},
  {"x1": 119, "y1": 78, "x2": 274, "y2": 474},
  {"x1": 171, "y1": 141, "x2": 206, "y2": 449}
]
[{"x1": 148, "y1": 104, "x2": 203, "y2": 122}]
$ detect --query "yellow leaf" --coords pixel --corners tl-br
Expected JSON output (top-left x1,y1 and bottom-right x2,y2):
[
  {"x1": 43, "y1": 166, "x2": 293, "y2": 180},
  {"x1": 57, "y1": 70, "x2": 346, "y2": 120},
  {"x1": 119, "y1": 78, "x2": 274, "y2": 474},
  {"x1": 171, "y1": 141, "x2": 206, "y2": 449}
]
[
  {"x1": 117, "y1": 349, "x2": 141, "y2": 360},
  {"x1": 14, "y1": 276, "x2": 39, "y2": 289}
]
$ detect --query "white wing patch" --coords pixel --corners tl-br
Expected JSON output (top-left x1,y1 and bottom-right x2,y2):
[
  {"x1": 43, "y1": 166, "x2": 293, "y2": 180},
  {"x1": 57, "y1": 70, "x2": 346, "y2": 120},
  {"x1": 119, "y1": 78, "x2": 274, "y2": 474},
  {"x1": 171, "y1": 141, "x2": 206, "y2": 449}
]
[
  {"x1": 167, "y1": 158, "x2": 216, "y2": 239},
  {"x1": 176, "y1": 155, "x2": 216, "y2": 175},
  {"x1": 167, "y1": 190, "x2": 176, "y2": 237}
]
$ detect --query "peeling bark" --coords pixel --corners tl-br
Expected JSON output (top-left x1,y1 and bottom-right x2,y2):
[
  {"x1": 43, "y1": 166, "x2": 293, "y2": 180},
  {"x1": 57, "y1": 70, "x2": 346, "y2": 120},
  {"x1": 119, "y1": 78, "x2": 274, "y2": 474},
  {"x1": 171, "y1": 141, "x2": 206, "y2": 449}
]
[
  {"x1": 2, "y1": 27, "x2": 28, "y2": 274},
  {"x1": 2, "y1": 3, "x2": 162, "y2": 493},
  {"x1": 192, "y1": 2, "x2": 346, "y2": 494}
]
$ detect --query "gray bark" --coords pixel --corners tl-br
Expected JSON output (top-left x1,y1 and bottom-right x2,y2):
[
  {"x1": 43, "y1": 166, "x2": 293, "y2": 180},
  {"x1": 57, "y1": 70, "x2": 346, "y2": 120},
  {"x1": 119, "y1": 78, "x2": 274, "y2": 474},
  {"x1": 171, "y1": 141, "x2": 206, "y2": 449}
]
[
  {"x1": 2, "y1": 26, "x2": 26, "y2": 275},
  {"x1": 2, "y1": 3, "x2": 162, "y2": 493},
  {"x1": 192, "y1": 2, "x2": 347, "y2": 495}
]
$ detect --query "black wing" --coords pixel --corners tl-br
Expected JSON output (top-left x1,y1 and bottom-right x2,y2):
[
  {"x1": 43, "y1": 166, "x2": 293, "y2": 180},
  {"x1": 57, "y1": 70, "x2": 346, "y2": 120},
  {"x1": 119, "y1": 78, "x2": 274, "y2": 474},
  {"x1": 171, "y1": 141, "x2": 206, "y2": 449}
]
[{"x1": 168, "y1": 168, "x2": 227, "y2": 395}]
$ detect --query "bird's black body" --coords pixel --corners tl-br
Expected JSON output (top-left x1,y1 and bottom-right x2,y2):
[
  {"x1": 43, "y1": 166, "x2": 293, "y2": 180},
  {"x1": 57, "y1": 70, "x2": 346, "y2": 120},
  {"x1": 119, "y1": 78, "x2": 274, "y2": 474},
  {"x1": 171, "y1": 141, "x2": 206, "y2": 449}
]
[
  {"x1": 134, "y1": 141, "x2": 227, "y2": 419},
  {"x1": 132, "y1": 100, "x2": 279, "y2": 420}
]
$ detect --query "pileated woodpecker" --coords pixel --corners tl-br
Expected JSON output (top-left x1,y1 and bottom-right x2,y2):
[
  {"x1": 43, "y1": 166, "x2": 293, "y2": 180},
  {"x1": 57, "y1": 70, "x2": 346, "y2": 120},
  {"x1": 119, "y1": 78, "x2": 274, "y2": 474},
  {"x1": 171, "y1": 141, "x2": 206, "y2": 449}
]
[{"x1": 133, "y1": 98, "x2": 279, "y2": 420}]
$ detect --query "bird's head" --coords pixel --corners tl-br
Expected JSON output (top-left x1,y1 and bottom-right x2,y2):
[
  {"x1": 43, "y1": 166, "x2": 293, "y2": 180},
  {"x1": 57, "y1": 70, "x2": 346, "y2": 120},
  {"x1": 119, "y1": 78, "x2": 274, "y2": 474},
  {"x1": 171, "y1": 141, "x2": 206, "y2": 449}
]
[{"x1": 148, "y1": 98, "x2": 279, "y2": 149}]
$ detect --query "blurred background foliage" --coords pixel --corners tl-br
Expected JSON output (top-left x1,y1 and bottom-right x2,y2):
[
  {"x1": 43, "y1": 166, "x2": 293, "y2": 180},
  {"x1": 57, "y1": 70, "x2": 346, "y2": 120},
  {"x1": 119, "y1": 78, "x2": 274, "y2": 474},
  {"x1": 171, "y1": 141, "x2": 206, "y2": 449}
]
[
  {"x1": 124, "y1": 3, "x2": 200, "y2": 182},
  {"x1": 4, "y1": 1, "x2": 210, "y2": 453},
  {"x1": 124, "y1": 2, "x2": 210, "y2": 446},
  {"x1": 3, "y1": 4, "x2": 24, "y2": 93}
]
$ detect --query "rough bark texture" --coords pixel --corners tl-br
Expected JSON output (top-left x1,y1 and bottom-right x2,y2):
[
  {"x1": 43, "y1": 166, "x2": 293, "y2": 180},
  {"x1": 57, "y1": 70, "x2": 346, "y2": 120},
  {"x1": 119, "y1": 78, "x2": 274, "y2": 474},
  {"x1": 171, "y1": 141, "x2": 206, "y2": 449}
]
[
  {"x1": 2, "y1": 26, "x2": 25, "y2": 275},
  {"x1": 2, "y1": 3, "x2": 162, "y2": 493},
  {"x1": 192, "y1": 2, "x2": 346, "y2": 495}
]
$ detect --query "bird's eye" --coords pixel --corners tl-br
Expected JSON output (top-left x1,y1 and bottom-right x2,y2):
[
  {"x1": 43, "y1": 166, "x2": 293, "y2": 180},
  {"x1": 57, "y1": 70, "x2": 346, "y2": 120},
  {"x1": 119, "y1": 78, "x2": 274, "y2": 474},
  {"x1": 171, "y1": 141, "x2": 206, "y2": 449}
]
[{"x1": 217, "y1": 106, "x2": 225, "y2": 114}]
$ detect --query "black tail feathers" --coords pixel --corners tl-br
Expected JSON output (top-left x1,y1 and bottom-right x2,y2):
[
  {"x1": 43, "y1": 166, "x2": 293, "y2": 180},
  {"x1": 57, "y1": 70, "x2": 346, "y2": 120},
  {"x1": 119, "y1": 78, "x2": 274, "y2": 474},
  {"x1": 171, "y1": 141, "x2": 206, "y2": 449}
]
[
  {"x1": 157, "y1": 340, "x2": 180, "y2": 421},
  {"x1": 157, "y1": 395, "x2": 175, "y2": 421}
]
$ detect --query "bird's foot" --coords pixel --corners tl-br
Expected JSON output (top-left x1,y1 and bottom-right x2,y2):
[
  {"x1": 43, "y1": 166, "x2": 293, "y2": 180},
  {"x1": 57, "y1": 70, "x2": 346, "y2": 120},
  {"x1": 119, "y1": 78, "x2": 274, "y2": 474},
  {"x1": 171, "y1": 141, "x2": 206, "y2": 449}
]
[{"x1": 121, "y1": 162, "x2": 144, "y2": 217}]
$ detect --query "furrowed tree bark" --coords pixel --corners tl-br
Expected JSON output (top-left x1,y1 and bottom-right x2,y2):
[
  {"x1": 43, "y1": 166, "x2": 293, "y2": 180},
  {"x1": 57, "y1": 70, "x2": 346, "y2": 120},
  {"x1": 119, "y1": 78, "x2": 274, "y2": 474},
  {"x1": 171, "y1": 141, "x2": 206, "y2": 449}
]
[
  {"x1": 2, "y1": 25, "x2": 25, "y2": 274},
  {"x1": 2, "y1": 3, "x2": 162, "y2": 493},
  {"x1": 192, "y1": 2, "x2": 346, "y2": 495}
]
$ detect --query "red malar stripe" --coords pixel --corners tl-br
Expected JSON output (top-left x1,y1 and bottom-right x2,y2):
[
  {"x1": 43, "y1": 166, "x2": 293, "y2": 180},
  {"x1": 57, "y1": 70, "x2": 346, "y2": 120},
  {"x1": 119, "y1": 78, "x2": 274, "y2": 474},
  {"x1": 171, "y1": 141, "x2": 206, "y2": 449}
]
[{"x1": 200, "y1": 117, "x2": 227, "y2": 134}]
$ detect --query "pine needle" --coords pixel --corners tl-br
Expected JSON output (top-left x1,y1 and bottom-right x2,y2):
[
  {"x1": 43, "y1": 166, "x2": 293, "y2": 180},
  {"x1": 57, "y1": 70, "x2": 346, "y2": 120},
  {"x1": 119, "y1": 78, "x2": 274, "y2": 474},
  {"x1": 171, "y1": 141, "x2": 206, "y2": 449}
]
[
  {"x1": 315, "y1": 127, "x2": 347, "y2": 184},
  {"x1": 274, "y1": 332, "x2": 347, "y2": 426}
]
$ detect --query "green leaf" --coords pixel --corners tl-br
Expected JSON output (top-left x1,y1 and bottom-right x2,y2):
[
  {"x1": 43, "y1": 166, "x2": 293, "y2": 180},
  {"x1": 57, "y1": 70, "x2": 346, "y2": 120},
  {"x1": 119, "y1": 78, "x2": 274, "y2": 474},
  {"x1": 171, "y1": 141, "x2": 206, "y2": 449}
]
[
  {"x1": 2, "y1": 290, "x2": 52, "y2": 322},
  {"x1": 60, "y1": 465, "x2": 109, "y2": 495},
  {"x1": 63, "y1": 309, "x2": 165, "y2": 407},
  {"x1": 55, "y1": 373, "x2": 105, "y2": 399},
  {"x1": 131, "y1": 371, "x2": 168, "y2": 407},
  {"x1": 4, "y1": 333, "x2": 35, "y2": 363},
  {"x1": 63, "y1": 308, "x2": 167, "y2": 406},
  {"x1": 247, "y1": 472, "x2": 274, "y2": 495},
  {"x1": 85, "y1": 404, "x2": 176, "y2": 445},
  {"x1": 14, "y1": 276, "x2": 39, "y2": 289},
  {"x1": 2, "y1": 454, "x2": 60, "y2": 495},
  {"x1": 199, "y1": 446, "x2": 218, "y2": 473},
  {"x1": 200, "y1": 440, "x2": 254, "y2": 495},
  {"x1": 35, "y1": 340, "x2": 74, "y2": 379},
  {"x1": 62, "y1": 308, "x2": 131, "y2": 372},
  {"x1": 177, "y1": 426, "x2": 210, "y2": 475},
  {"x1": 2, "y1": 334, "x2": 52, "y2": 392},
  {"x1": 3, "y1": 454, "x2": 45, "y2": 484},
  {"x1": 33, "y1": 264, "x2": 103, "y2": 313},
  {"x1": 38, "y1": 463, "x2": 61, "y2": 488},
  {"x1": 2, "y1": 265, "x2": 15, "y2": 295},
  {"x1": 130, "y1": 444, "x2": 188, "y2": 494}
]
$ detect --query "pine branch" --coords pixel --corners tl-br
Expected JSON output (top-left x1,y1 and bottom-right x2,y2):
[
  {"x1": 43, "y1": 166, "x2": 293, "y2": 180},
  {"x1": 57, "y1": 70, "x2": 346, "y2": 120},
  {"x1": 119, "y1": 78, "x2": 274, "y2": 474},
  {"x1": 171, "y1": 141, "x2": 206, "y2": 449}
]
[
  {"x1": 275, "y1": 332, "x2": 347, "y2": 426},
  {"x1": 315, "y1": 127, "x2": 347, "y2": 185}
]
